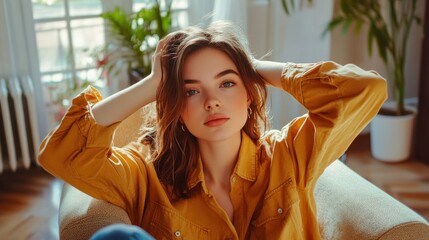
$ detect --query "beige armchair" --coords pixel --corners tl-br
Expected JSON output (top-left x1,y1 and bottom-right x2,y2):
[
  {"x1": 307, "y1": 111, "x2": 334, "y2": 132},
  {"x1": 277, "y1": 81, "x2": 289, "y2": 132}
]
[{"x1": 58, "y1": 111, "x2": 429, "y2": 239}]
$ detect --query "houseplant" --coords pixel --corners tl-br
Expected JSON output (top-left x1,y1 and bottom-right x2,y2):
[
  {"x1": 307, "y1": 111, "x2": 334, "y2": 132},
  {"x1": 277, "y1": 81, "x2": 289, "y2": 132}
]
[
  {"x1": 324, "y1": 0, "x2": 422, "y2": 161},
  {"x1": 95, "y1": 0, "x2": 172, "y2": 85}
]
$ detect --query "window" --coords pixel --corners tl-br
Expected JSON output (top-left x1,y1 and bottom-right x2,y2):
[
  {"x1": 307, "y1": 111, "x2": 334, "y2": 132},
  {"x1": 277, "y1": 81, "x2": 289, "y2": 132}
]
[
  {"x1": 31, "y1": 0, "x2": 105, "y2": 126},
  {"x1": 30, "y1": 0, "x2": 188, "y2": 127}
]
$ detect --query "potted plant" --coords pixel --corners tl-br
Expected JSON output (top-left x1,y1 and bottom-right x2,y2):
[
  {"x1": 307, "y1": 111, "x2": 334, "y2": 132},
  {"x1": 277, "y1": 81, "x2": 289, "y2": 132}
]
[
  {"x1": 94, "y1": 0, "x2": 172, "y2": 86},
  {"x1": 324, "y1": 0, "x2": 422, "y2": 162}
]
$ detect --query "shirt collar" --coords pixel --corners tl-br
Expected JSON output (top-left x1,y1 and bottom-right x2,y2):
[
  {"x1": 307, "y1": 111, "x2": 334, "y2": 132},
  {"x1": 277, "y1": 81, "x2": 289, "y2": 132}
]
[
  {"x1": 234, "y1": 131, "x2": 258, "y2": 182},
  {"x1": 187, "y1": 155, "x2": 205, "y2": 190},
  {"x1": 187, "y1": 131, "x2": 258, "y2": 190}
]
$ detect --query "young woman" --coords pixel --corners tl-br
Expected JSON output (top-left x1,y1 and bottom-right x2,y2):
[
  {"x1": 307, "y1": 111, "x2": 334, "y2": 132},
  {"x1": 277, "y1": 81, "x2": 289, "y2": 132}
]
[{"x1": 38, "y1": 22, "x2": 387, "y2": 239}]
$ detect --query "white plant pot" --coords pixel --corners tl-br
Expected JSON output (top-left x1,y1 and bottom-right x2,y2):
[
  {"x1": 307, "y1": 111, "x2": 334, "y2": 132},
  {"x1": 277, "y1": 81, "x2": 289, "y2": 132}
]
[{"x1": 370, "y1": 104, "x2": 416, "y2": 162}]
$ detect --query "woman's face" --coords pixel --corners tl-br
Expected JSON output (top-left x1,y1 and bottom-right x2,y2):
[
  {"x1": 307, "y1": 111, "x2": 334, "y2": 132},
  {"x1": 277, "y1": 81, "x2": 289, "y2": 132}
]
[{"x1": 181, "y1": 47, "x2": 249, "y2": 142}]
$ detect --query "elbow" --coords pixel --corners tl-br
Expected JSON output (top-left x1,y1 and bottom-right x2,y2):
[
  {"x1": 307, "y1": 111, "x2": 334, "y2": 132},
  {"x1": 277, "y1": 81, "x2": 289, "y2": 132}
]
[
  {"x1": 364, "y1": 74, "x2": 388, "y2": 110},
  {"x1": 371, "y1": 74, "x2": 388, "y2": 103},
  {"x1": 37, "y1": 146, "x2": 54, "y2": 172},
  {"x1": 37, "y1": 140, "x2": 49, "y2": 167},
  {"x1": 37, "y1": 138, "x2": 62, "y2": 174},
  {"x1": 37, "y1": 151, "x2": 54, "y2": 176},
  {"x1": 37, "y1": 146, "x2": 69, "y2": 179}
]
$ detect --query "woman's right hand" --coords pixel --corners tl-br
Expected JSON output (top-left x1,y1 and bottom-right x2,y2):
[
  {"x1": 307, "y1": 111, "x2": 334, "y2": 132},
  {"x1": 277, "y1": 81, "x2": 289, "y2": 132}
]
[
  {"x1": 253, "y1": 59, "x2": 285, "y2": 89},
  {"x1": 147, "y1": 35, "x2": 171, "y2": 92},
  {"x1": 91, "y1": 35, "x2": 175, "y2": 126}
]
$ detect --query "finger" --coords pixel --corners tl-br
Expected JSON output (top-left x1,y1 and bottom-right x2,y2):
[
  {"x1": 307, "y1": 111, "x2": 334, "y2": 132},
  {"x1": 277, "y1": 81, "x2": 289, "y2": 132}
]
[{"x1": 156, "y1": 33, "x2": 175, "y2": 53}]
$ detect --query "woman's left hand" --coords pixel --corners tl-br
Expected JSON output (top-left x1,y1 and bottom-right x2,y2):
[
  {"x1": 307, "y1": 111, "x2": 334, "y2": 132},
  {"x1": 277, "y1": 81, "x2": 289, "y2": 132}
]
[{"x1": 253, "y1": 59, "x2": 285, "y2": 89}]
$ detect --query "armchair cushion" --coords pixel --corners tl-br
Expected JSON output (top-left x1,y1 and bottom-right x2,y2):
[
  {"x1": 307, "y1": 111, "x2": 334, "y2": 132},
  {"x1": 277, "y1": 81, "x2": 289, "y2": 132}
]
[{"x1": 59, "y1": 183, "x2": 131, "y2": 240}]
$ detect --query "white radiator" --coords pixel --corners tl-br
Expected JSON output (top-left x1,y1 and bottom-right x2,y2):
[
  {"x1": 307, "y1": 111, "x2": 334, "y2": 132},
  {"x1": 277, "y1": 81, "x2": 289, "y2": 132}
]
[{"x1": 0, "y1": 76, "x2": 40, "y2": 173}]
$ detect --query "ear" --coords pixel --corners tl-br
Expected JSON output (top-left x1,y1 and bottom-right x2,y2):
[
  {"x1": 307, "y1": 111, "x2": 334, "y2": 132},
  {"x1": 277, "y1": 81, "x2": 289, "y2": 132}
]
[{"x1": 247, "y1": 95, "x2": 251, "y2": 107}]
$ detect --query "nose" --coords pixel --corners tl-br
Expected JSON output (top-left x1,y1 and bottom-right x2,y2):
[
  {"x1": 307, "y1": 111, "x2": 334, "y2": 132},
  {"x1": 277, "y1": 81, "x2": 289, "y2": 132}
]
[{"x1": 204, "y1": 95, "x2": 222, "y2": 111}]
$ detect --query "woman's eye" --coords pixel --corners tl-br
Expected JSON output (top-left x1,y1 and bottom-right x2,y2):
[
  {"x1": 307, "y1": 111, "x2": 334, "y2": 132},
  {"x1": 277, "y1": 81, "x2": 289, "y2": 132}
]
[
  {"x1": 221, "y1": 81, "x2": 235, "y2": 88},
  {"x1": 186, "y1": 89, "x2": 199, "y2": 97}
]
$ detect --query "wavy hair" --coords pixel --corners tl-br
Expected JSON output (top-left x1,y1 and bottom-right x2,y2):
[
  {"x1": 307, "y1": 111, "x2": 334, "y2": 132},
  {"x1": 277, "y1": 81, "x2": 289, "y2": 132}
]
[{"x1": 141, "y1": 22, "x2": 268, "y2": 199}]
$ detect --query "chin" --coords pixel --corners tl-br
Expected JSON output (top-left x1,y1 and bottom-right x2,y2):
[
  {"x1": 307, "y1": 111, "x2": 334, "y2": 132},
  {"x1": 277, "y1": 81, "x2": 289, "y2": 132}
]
[{"x1": 192, "y1": 128, "x2": 242, "y2": 143}]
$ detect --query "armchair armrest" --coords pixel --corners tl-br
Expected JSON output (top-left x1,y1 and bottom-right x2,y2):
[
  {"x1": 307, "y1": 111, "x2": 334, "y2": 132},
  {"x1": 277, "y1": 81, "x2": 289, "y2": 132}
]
[
  {"x1": 59, "y1": 184, "x2": 131, "y2": 240},
  {"x1": 315, "y1": 160, "x2": 429, "y2": 239}
]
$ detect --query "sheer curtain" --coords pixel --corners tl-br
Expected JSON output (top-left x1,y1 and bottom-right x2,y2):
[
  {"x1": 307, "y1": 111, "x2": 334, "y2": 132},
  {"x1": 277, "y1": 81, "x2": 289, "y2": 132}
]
[
  {"x1": 0, "y1": 0, "x2": 49, "y2": 138},
  {"x1": 187, "y1": 0, "x2": 215, "y2": 26},
  {"x1": 212, "y1": 0, "x2": 248, "y2": 34},
  {"x1": 188, "y1": 0, "x2": 248, "y2": 31}
]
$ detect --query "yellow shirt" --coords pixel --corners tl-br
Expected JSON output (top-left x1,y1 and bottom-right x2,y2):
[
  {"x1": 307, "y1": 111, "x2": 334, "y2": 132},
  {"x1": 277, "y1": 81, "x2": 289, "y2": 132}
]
[{"x1": 39, "y1": 61, "x2": 387, "y2": 239}]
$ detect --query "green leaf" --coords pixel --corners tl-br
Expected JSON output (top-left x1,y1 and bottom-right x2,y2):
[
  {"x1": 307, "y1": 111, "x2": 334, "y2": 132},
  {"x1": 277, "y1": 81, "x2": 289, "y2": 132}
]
[
  {"x1": 323, "y1": 16, "x2": 344, "y2": 36},
  {"x1": 353, "y1": 19, "x2": 363, "y2": 35},
  {"x1": 278, "y1": 0, "x2": 313, "y2": 16},
  {"x1": 341, "y1": 18, "x2": 352, "y2": 34},
  {"x1": 367, "y1": 24, "x2": 374, "y2": 57},
  {"x1": 290, "y1": 0, "x2": 295, "y2": 9},
  {"x1": 161, "y1": 14, "x2": 172, "y2": 37},
  {"x1": 340, "y1": 0, "x2": 353, "y2": 17},
  {"x1": 414, "y1": 16, "x2": 422, "y2": 25},
  {"x1": 388, "y1": 0, "x2": 399, "y2": 28},
  {"x1": 281, "y1": 0, "x2": 290, "y2": 15},
  {"x1": 371, "y1": 21, "x2": 388, "y2": 63},
  {"x1": 137, "y1": 7, "x2": 156, "y2": 21}
]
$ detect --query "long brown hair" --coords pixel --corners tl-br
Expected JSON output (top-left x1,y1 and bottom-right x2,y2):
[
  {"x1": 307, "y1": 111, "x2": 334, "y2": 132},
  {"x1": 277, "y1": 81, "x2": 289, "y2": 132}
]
[{"x1": 141, "y1": 22, "x2": 268, "y2": 199}]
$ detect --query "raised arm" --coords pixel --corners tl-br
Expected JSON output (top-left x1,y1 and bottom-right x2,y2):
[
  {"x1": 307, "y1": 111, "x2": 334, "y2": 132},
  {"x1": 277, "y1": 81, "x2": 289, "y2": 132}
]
[
  {"x1": 255, "y1": 59, "x2": 387, "y2": 187},
  {"x1": 253, "y1": 59, "x2": 285, "y2": 88},
  {"x1": 38, "y1": 37, "x2": 170, "y2": 224},
  {"x1": 91, "y1": 37, "x2": 168, "y2": 126}
]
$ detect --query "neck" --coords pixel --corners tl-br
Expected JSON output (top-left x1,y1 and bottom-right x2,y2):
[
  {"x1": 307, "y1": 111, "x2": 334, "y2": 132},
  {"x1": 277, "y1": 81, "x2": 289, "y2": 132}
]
[{"x1": 198, "y1": 132, "x2": 241, "y2": 185}]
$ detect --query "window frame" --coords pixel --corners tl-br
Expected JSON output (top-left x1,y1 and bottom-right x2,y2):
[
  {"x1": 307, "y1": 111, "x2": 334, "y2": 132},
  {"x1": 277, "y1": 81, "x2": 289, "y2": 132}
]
[
  {"x1": 0, "y1": 0, "x2": 189, "y2": 136},
  {"x1": 30, "y1": 0, "x2": 189, "y2": 84},
  {"x1": 31, "y1": 0, "x2": 106, "y2": 84}
]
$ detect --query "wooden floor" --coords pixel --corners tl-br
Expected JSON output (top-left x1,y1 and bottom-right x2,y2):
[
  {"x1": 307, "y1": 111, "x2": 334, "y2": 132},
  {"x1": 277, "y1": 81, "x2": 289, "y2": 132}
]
[
  {"x1": 0, "y1": 134, "x2": 428, "y2": 239},
  {"x1": 0, "y1": 167, "x2": 61, "y2": 240}
]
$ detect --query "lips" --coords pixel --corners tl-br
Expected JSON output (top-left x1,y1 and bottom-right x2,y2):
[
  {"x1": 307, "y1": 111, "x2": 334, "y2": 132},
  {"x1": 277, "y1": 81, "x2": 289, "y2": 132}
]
[{"x1": 204, "y1": 114, "x2": 229, "y2": 127}]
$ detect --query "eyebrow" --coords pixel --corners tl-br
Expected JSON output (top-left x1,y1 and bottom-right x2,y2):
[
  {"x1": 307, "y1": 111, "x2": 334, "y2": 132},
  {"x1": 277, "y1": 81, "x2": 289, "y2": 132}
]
[{"x1": 184, "y1": 69, "x2": 240, "y2": 84}]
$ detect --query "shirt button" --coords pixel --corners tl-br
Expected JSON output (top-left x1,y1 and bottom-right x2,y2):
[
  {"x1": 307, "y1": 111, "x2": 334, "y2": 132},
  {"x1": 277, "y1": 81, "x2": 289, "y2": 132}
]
[
  {"x1": 174, "y1": 230, "x2": 181, "y2": 237},
  {"x1": 277, "y1": 207, "x2": 283, "y2": 214},
  {"x1": 231, "y1": 176, "x2": 237, "y2": 183}
]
